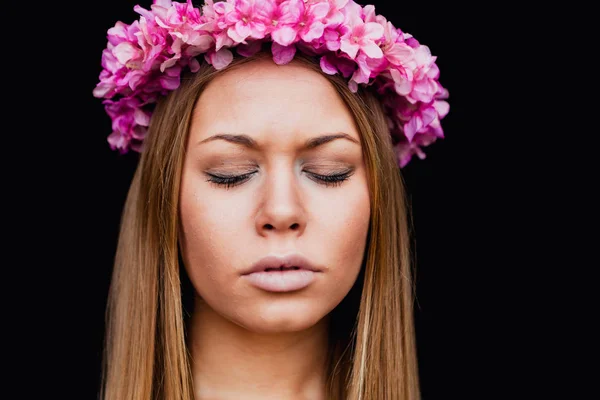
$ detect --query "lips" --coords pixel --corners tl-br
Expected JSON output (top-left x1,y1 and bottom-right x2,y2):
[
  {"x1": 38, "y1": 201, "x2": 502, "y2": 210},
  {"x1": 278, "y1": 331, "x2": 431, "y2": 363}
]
[
  {"x1": 242, "y1": 253, "x2": 322, "y2": 275},
  {"x1": 242, "y1": 253, "x2": 322, "y2": 292}
]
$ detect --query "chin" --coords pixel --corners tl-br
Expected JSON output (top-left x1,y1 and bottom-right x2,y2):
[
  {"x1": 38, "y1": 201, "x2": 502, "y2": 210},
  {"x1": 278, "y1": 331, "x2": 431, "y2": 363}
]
[{"x1": 236, "y1": 300, "x2": 330, "y2": 334}]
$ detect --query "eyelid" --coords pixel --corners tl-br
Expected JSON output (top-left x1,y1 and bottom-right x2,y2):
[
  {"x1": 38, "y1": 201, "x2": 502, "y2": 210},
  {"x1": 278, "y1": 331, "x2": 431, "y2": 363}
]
[
  {"x1": 205, "y1": 169, "x2": 353, "y2": 189},
  {"x1": 207, "y1": 166, "x2": 353, "y2": 177},
  {"x1": 308, "y1": 165, "x2": 354, "y2": 173},
  {"x1": 205, "y1": 168, "x2": 256, "y2": 178},
  {"x1": 207, "y1": 171, "x2": 252, "y2": 177}
]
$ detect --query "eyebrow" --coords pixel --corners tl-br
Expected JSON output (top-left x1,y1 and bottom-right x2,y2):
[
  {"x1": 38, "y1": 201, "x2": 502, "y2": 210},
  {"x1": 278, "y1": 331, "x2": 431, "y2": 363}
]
[{"x1": 197, "y1": 132, "x2": 360, "y2": 150}]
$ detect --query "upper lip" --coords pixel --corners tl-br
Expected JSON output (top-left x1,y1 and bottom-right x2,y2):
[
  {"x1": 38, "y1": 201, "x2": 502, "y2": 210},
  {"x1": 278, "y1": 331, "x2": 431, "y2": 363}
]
[{"x1": 242, "y1": 253, "x2": 322, "y2": 275}]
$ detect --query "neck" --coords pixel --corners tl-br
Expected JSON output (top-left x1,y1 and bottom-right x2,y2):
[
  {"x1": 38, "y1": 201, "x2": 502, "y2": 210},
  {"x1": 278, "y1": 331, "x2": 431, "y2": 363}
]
[{"x1": 187, "y1": 296, "x2": 330, "y2": 400}]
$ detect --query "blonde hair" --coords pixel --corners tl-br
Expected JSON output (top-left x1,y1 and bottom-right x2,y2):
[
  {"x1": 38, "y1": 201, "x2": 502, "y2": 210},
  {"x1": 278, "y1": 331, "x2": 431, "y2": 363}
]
[{"x1": 100, "y1": 50, "x2": 420, "y2": 400}]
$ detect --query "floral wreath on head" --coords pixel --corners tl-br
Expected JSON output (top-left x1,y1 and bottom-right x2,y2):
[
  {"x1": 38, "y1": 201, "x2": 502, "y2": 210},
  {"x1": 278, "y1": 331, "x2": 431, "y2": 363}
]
[{"x1": 93, "y1": 0, "x2": 449, "y2": 168}]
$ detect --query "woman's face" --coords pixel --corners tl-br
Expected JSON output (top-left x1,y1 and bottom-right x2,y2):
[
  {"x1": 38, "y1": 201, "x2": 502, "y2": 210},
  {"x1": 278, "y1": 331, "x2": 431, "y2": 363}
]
[{"x1": 179, "y1": 57, "x2": 370, "y2": 333}]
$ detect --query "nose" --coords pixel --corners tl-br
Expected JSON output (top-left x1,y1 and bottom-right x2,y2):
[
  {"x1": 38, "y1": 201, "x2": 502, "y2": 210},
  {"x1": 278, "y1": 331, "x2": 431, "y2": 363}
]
[{"x1": 255, "y1": 164, "x2": 307, "y2": 237}]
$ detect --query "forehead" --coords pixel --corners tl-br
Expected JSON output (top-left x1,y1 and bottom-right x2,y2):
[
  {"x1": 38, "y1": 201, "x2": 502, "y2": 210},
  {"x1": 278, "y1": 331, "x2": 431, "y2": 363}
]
[{"x1": 190, "y1": 58, "x2": 360, "y2": 148}]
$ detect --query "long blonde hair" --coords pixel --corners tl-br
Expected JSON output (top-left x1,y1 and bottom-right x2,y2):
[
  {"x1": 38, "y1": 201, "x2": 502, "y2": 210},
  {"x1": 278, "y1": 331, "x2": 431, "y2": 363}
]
[{"x1": 100, "y1": 50, "x2": 420, "y2": 400}]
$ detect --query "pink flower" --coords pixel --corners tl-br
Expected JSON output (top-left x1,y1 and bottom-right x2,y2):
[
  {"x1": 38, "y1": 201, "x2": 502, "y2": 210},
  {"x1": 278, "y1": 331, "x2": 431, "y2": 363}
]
[
  {"x1": 380, "y1": 21, "x2": 414, "y2": 67},
  {"x1": 389, "y1": 67, "x2": 413, "y2": 96},
  {"x1": 153, "y1": 0, "x2": 173, "y2": 8},
  {"x1": 339, "y1": 12, "x2": 384, "y2": 59},
  {"x1": 200, "y1": 0, "x2": 232, "y2": 50},
  {"x1": 94, "y1": 20, "x2": 167, "y2": 97},
  {"x1": 108, "y1": 23, "x2": 145, "y2": 70},
  {"x1": 394, "y1": 131, "x2": 438, "y2": 168},
  {"x1": 153, "y1": 0, "x2": 202, "y2": 29},
  {"x1": 136, "y1": 1, "x2": 214, "y2": 71},
  {"x1": 204, "y1": 48, "x2": 234, "y2": 70},
  {"x1": 398, "y1": 101, "x2": 437, "y2": 142},
  {"x1": 407, "y1": 45, "x2": 441, "y2": 104},
  {"x1": 93, "y1": 0, "x2": 450, "y2": 166},
  {"x1": 234, "y1": 38, "x2": 264, "y2": 56},
  {"x1": 308, "y1": 0, "x2": 349, "y2": 26},
  {"x1": 132, "y1": 15, "x2": 170, "y2": 72},
  {"x1": 272, "y1": 42, "x2": 297, "y2": 64},
  {"x1": 396, "y1": 96, "x2": 449, "y2": 143},
  {"x1": 224, "y1": 0, "x2": 269, "y2": 43},
  {"x1": 206, "y1": 0, "x2": 238, "y2": 50},
  {"x1": 270, "y1": 0, "x2": 330, "y2": 46},
  {"x1": 348, "y1": 52, "x2": 372, "y2": 90},
  {"x1": 291, "y1": 0, "x2": 351, "y2": 52},
  {"x1": 393, "y1": 91, "x2": 449, "y2": 168},
  {"x1": 154, "y1": 0, "x2": 214, "y2": 49},
  {"x1": 253, "y1": 0, "x2": 289, "y2": 41},
  {"x1": 319, "y1": 52, "x2": 357, "y2": 78},
  {"x1": 104, "y1": 96, "x2": 151, "y2": 154}
]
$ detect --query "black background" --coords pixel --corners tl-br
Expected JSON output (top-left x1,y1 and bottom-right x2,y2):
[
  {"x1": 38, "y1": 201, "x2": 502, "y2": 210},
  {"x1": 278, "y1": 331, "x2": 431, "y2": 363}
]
[{"x1": 34, "y1": 1, "x2": 529, "y2": 398}]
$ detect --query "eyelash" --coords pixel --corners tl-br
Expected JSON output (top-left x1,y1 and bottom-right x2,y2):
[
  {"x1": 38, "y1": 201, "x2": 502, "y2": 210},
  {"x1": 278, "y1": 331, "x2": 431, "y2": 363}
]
[{"x1": 205, "y1": 171, "x2": 353, "y2": 189}]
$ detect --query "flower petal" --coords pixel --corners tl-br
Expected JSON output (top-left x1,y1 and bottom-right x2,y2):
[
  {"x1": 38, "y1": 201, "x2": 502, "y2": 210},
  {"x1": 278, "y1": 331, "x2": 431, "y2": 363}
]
[
  {"x1": 309, "y1": 2, "x2": 330, "y2": 20},
  {"x1": 237, "y1": 39, "x2": 264, "y2": 57},
  {"x1": 319, "y1": 56, "x2": 338, "y2": 75},
  {"x1": 93, "y1": 82, "x2": 113, "y2": 98},
  {"x1": 361, "y1": 42, "x2": 383, "y2": 59},
  {"x1": 385, "y1": 43, "x2": 414, "y2": 66},
  {"x1": 187, "y1": 34, "x2": 215, "y2": 52},
  {"x1": 279, "y1": 0, "x2": 303, "y2": 24},
  {"x1": 404, "y1": 114, "x2": 423, "y2": 142},
  {"x1": 390, "y1": 69, "x2": 412, "y2": 95},
  {"x1": 188, "y1": 57, "x2": 200, "y2": 73},
  {"x1": 159, "y1": 74, "x2": 180, "y2": 90},
  {"x1": 300, "y1": 21, "x2": 325, "y2": 42},
  {"x1": 134, "y1": 108, "x2": 151, "y2": 126},
  {"x1": 108, "y1": 131, "x2": 129, "y2": 153},
  {"x1": 271, "y1": 26, "x2": 298, "y2": 46},
  {"x1": 420, "y1": 106, "x2": 437, "y2": 128},
  {"x1": 340, "y1": 40, "x2": 359, "y2": 59},
  {"x1": 113, "y1": 42, "x2": 141, "y2": 65},
  {"x1": 210, "y1": 48, "x2": 234, "y2": 70},
  {"x1": 435, "y1": 100, "x2": 450, "y2": 119},
  {"x1": 272, "y1": 42, "x2": 297, "y2": 65},
  {"x1": 363, "y1": 22, "x2": 384, "y2": 40}
]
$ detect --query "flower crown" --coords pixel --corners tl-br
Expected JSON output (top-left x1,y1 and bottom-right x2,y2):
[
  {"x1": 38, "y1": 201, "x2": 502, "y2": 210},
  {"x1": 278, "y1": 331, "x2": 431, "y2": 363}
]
[{"x1": 93, "y1": 0, "x2": 449, "y2": 168}]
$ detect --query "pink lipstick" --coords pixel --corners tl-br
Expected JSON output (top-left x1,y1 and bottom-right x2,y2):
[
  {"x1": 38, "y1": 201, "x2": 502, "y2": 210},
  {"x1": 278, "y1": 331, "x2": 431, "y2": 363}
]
[{"x1": 242, "y1": 254, "x2": 322, "y2": 292}]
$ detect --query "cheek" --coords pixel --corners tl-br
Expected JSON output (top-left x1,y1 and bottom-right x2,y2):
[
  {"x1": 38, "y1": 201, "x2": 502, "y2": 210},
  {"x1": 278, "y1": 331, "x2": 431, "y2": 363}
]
[
  {"x1": 321, "y1": 173, "x2": 371, "y2": 251},
  {"x1": 314, "y1": 177, "x2": 371, "y2": 293},
  {"x1": 179, "y1": 166, "x2": 252, "y2": 251},
  {"x1": 178, "y1": 180, "x2": 248, "y2": 296}
]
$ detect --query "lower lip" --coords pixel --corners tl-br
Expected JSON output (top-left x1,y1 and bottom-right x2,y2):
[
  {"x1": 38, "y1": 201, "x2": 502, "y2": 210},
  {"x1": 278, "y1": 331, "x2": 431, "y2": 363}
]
[{"x1": 243, "y1": 269, "x2": 318, "y2": 292}]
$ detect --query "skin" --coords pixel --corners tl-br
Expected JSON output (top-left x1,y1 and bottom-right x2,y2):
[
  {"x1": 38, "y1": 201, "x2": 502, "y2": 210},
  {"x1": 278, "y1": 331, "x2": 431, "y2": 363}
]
[{"x1": 179, "y1": 57, "x2": 371, "y2": 400}]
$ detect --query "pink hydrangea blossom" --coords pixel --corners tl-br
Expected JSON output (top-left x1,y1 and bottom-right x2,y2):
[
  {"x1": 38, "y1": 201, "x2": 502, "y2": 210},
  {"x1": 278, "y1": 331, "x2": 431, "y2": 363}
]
[
  {"x1": 224, "y1": 0, "x2": 269, "y2": 42},
  {"x1": 339, "y1": 12, "x2": 384, "y2": 59},
  {"x1": 394, "y1": 130, "x2": 438, "y2": 168},
  {"x1": 379, "y1": 21, "x2": 415, "y2": 68},
  {"x1": 93, "y1": 0, "x2": 450, "y2": 168},
  {"x1": 266, "y1": 0, "x2": 330, "y2": 46},
  {"x1": 407, "y1": 45, "x2": 442, "y2": 104},
  {"x1": 104, "y1": 96, "x2": 152, "y2": 154}
]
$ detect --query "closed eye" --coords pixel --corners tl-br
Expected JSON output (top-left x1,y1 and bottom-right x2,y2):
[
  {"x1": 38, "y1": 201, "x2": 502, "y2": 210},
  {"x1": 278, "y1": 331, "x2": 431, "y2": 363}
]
[{"x1": 205, "y1": 170, "x2": 354, "y2": 189}]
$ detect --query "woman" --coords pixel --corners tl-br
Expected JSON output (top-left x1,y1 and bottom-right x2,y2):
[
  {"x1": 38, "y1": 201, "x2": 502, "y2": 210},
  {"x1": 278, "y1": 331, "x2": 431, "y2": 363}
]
[{"x1": 94, "y1": 1, "x2": 449, "y2": 399}]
